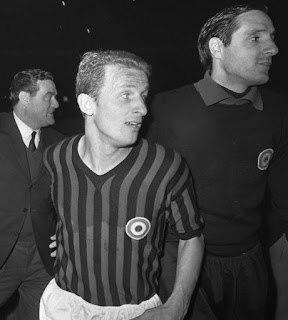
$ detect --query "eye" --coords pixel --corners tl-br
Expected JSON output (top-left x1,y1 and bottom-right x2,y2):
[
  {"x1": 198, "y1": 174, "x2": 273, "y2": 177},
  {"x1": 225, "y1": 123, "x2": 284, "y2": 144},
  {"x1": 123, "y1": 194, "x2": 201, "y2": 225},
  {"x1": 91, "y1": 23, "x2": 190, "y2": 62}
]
[
  {"x1": 121, "y1": 93, "x2": 130, "y2": 99},
  {"x1": 250, "y1": 35, "x2": 260, "y2": 42},
  {"x1": 44, "y1": 94, "x2": 52, "y2": 101}
]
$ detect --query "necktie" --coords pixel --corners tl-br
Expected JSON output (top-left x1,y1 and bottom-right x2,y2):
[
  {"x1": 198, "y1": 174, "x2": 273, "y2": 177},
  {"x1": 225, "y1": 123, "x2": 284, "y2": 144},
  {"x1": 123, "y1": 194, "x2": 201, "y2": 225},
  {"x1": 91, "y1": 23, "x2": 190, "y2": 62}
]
[{"x1": 28, "y1": 131, "x2": 37, "y2": 152}]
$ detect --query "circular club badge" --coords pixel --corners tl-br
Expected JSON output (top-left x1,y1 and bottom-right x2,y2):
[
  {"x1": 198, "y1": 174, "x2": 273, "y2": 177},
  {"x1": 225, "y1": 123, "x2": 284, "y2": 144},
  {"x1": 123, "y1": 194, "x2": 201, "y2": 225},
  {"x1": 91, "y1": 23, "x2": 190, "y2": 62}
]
[
  {"x1": 258, "y1": 148, "x2": 274, "y2": 170},
  {"x1": 125, "y1": 217, "x2": 151, "y2": 240}
]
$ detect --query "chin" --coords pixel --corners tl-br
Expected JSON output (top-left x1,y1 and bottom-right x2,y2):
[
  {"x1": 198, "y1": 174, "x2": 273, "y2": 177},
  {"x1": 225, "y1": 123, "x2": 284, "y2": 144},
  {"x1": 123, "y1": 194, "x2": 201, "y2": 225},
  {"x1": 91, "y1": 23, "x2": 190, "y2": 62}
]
[
  {"x1": 121, "y1": 138, "x2": 138, "y2": 148},
  {"x1": 257, "y1": 77, "x2": 269, "y2": 85},
  {"x1": 249, "y1": 75, "x2": 269, "y2": 86}
]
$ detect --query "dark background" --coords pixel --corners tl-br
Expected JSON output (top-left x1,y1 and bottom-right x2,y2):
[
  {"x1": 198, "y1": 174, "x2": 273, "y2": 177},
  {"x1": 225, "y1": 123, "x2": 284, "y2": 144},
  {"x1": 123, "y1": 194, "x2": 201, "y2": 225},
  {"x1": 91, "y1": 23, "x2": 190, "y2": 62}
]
[
  {"x1": 0, "y1": 0, "x2": 286, "y2": 134},
  {"x1": 0, "y1": 1, "x2": 283, "y2": 317}
]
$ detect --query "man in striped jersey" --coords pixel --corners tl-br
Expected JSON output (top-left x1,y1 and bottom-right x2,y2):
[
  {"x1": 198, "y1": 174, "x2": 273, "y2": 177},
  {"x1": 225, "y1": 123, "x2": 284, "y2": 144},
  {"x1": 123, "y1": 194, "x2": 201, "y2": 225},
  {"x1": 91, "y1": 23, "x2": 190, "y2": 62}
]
[{"x1": 40, "y1": 50, "x2": 204, "y2": 320}]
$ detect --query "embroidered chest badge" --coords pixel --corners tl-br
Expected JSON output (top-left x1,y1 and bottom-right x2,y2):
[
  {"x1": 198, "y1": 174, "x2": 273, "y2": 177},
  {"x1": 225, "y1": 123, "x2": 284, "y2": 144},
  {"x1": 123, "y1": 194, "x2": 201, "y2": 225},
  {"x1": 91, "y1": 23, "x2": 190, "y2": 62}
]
[
  {"x1": 125, "y1": 217, "x2": 151, "y2": 240},
  {"x1": 257, "y1": 148, "x2": 274, "y2": 170}
]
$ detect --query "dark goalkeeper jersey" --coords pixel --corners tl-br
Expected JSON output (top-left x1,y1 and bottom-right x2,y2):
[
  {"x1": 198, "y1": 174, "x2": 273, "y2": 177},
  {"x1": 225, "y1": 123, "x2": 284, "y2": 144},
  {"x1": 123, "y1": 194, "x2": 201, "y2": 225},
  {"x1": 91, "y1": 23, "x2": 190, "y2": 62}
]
[
  {"x1": 147, "y1": 72, "x2": 288, "y2": 255},
  {"x1": 44, "y1": 135, "x2": 203, "y2": 306}
]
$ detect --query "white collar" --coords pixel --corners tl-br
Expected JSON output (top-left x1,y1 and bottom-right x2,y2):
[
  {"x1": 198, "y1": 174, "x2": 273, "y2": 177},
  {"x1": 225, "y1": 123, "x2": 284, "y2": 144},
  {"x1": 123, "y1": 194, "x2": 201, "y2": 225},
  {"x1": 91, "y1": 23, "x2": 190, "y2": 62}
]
[{"x1": 13, "y1": 112, "x2": 41, "y2": 147}]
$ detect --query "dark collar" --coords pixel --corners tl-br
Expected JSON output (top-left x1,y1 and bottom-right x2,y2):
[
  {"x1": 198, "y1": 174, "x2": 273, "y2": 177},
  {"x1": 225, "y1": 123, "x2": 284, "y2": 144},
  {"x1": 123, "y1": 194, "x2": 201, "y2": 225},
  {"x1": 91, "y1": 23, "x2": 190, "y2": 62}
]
[{"x1": 194, "y1": 71, "x2": 263, "y2": 111}]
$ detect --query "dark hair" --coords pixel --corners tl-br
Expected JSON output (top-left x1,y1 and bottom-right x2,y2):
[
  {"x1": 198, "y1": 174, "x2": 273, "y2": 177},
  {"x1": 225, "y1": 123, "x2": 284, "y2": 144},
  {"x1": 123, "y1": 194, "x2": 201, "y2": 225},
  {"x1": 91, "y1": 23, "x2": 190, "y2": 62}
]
[
  {"x1": 9, "y1": 69, "x2": 54, "y2": 106},
  {"x1": 75, "y1": 50, "x2": 152, "y2": 101},
  {"x1": 197, "y1": 3, "x2": 269, "y2": 71}
]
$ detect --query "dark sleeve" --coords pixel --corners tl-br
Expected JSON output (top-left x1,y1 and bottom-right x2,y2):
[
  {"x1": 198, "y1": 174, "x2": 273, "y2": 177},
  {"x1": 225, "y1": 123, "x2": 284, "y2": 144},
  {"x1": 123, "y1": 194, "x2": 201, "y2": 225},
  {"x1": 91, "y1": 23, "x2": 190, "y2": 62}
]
[{"x1": 267, "y1": 105, "x2": 288, "y2": 245}]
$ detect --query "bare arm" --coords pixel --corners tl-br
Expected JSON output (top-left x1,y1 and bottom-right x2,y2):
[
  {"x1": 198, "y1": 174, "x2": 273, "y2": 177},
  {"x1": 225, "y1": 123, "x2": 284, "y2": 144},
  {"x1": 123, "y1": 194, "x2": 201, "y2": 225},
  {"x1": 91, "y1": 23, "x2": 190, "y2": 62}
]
[
  {"x1": 133, "y1": 234, "x2": 204, "y2": 320},
  {"x1": 165, "y1": 235, "x2": 204, "y2": 319}
]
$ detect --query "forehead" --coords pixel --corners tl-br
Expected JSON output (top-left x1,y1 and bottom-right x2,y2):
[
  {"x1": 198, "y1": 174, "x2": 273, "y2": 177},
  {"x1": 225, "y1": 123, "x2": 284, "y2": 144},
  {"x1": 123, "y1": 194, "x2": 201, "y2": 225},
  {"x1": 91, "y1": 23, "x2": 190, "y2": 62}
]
[
  {"x1": 103, "y1": 64, "x2": 148, "y2": 90},
  {"x1": 236, "y1": 10, "x2": 275, "y2": 34},
  {"x1": 36, "y1": 79, "x2": 57, "y2": 95}
]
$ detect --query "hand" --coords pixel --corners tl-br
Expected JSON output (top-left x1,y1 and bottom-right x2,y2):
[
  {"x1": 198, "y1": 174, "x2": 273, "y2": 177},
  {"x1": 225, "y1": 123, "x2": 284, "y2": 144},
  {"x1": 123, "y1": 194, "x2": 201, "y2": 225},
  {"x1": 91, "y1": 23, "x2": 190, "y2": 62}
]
[
  {"x1": 49, "y1": 234, "x2": 56, "y2": 258},
  {"x1": 132, "y1": 305, "x2": 180, "y2": 320}
]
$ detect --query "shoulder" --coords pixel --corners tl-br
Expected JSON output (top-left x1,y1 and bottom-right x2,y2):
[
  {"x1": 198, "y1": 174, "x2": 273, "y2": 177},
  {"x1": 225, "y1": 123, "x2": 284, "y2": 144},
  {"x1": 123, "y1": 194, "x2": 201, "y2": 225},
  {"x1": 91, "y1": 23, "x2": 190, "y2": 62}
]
[
  {"x1": 146, "y1": 84, "x2": 202, "y2": 137},
  {"x1": 156, "y1": 84, "x2": 196, "y2": 97},
  {"x1": 260, "y1": 87, "x2": 288, "y2": 114},
  {"x1": 149, "y1": 84, "x2": 200, "y2": 127},
  {"x1": 0, "y1": 112, "x2": 13, "y2": 127},
  {"x1": 150, "y1": 84, "x2": 198, "y2": 112},
  {"x1": 40, "y1": 126, "x2": 66, "y2": 152},
  {"x1": 44, "y1": 134, "x2": 80, "y2": 159},
  {"x1": 41, "y1": 126, "x2": 66, "y2": 142},
  {"x1": 151, "y1": 84, "x2": 197, "y2": 106},
  {"x1": 141, "y1": 138, "x2": 185, "y2": 168},
  {"x1": 0, "y1": 112, "x2": 9, "y2": 120},
  {"x1": 141, "y1": 140, "x2": 191, "y2": 193}
]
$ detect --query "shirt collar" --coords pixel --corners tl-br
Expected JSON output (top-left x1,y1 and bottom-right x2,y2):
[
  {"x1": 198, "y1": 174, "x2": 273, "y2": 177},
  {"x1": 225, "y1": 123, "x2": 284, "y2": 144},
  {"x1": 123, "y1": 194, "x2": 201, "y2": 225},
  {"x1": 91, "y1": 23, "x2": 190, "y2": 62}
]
[
  {"x1": 194, "y1": 71, "x2": 263, "y2": 111},
  {"x1": 13, "y1": 112, "x2": 41, "y2": 144}
]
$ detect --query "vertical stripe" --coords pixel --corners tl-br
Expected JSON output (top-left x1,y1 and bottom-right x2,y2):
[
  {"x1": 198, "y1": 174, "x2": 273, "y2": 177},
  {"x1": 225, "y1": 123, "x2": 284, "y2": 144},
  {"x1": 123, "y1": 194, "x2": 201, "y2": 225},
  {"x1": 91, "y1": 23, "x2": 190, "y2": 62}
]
[
  {"x1": 118, "y1": 141, "x2": 149, "y2": 303},
  {"x1": 54, "y1": 139, "x2": 72, "y2": 290},
  {"x1": 85, "y1": 177, "x2": 97, "y2": 303},
  {"x1": 111, "y1": 162, "x2": 138, "y2": 304},
  {"x1": 101, "y1": 178, "x2": 113, "y2": 305},
  {"x1": 137, "y1": 143, "x2": 165, "y2": 297},
  {"x1": 108, "y1": 176, "x2": 120, "y2": 305},
  {"x1": 61, "y1": 138, "x2": 75, "y2": 291},
  {"x1": 45, "y1": 136, "x2": 203, "y2": 306},
  {"x1": 93, "y1": 189, "x2": 105, "y2": 304},
  {"x1": 66, "y1": 139, "x2": 83, "y2": 297}
]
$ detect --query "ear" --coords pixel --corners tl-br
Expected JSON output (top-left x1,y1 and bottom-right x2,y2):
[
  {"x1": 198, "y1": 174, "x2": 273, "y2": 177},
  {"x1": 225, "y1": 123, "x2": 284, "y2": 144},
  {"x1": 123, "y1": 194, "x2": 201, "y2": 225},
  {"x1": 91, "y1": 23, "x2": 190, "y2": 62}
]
[
  {"x1": 77, "y1": 93, "x2": 95, "y2": 116},
  {"x1": 18, "y1": 91, "x2": 30, "y2": 107},
  {"x1": 209, "y1": 37, "x2": 224, "y2": 60}
]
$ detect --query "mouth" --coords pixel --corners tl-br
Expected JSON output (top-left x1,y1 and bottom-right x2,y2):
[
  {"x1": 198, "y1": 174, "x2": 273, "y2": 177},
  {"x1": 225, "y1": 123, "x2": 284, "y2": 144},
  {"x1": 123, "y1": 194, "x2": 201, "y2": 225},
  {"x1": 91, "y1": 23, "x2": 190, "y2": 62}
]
[
  {"x1": 126, "y1": 121, "x2": 142, "y2": 129},
  {"x1": 258, "y1": 61, "x2": 271, "y2": 67}
]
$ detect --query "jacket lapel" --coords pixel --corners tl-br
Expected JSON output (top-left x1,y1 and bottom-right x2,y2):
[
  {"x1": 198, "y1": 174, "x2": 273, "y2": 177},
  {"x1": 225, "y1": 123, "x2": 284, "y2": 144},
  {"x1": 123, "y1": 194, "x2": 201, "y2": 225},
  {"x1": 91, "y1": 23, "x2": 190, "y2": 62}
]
[
  {"x1": 31, "y1": 128, "x2": 51, "y2": 183},
  {"x1": 0, "y1": 112, "x2": 31, "y2": 180}
]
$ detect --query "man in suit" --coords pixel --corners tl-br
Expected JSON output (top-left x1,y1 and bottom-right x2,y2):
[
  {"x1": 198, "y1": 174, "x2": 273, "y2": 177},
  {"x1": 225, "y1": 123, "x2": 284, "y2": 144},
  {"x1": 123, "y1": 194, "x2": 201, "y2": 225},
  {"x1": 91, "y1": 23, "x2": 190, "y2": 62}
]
[{"x1": 0, "y1": 69, "x2": 65, "y2": 319}]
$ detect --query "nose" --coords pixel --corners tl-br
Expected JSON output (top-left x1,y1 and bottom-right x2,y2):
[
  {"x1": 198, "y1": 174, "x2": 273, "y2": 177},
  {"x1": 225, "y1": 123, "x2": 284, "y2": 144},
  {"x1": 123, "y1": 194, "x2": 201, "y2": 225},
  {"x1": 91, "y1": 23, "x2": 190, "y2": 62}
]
[
  {"x1": 136, "y1": 98, "x2": 148, "y2": 117},
  {"x1": 265, "y1": 39, "x2": 279, "y2": 56},
  {"x1": 51, "y1": 97, "x2": 59, "y2": 109}
]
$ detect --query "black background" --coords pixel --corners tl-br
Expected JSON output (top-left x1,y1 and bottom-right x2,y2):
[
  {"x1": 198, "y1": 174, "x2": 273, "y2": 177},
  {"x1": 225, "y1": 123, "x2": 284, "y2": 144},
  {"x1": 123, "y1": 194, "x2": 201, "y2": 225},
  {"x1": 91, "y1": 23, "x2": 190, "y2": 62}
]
[{"x1": 0, "y1": 0, "x2": 286, "y2": 133}]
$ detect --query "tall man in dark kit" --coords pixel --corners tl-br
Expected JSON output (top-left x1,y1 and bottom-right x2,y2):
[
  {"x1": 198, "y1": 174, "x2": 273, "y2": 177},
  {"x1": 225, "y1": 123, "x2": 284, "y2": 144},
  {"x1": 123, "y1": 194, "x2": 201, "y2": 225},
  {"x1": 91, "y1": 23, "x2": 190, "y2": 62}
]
[
  {"x1": 147, "y1": 3, "x2": 288, "y2": 320},
  {"x1": 0, "y1": 69, "x2": 64, "y2": 319}
]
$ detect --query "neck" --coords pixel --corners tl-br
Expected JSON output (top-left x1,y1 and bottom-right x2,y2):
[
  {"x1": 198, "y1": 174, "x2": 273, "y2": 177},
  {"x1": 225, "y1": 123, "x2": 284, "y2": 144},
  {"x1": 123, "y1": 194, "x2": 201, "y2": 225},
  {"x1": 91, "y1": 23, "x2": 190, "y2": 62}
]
[
  {"x1": 210, "y1": 69, "x2": 248, "y2": 93},
  {"x1": 78, "y1": 135, "x2": 132, "y2": 175}
]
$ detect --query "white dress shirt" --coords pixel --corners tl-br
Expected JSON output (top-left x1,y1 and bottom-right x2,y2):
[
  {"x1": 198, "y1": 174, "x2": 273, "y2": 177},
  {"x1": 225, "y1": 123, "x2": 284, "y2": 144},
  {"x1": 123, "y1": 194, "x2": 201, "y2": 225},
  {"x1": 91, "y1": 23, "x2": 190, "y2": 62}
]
[{"x1": 13, "y1": 112, "x2": 40, "y2": 149}]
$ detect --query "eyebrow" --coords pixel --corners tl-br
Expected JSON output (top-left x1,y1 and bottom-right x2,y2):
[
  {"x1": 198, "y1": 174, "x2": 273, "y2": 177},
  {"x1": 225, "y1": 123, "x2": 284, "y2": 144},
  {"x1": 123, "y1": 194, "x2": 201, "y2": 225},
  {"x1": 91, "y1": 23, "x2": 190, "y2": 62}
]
[
  {"x1": 118, "y1": 83, "x2": 149, "y2": 91},
  {"x1": 245, "y1": 27, "x2": 275, "y2": 36},
  {"x1": 45, "y1": 90, "x2": 58, "y2": 96}
]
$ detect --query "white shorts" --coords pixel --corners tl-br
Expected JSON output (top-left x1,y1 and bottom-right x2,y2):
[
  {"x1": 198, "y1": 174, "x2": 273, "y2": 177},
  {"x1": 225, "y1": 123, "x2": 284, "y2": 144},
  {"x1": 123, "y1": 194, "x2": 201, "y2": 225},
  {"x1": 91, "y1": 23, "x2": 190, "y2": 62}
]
[{"x1": 40, "y1": 278, "x2": 162, "y2": 320}]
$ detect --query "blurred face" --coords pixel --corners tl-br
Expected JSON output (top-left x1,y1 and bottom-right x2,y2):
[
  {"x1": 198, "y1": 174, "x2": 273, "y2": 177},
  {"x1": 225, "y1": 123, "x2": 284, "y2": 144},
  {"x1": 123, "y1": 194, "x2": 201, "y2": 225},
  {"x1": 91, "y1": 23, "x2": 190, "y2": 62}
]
[
  {"x1": 214, "y1": 10, "x2": 278, "y2": 91},
  {"x1": 91, "y1": 64, "x2": 148, "y2": 149},
  {"x1": 27, "y1": 79, "x2": 59, "y2": 129}
]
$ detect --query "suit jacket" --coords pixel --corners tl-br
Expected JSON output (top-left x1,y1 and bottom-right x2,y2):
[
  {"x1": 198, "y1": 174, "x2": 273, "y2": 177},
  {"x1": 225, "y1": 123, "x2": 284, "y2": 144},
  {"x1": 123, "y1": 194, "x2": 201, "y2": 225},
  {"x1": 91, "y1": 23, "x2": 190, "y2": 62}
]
[{"x1": 0, "y1": 112, "x2": 65, "y2": 275}]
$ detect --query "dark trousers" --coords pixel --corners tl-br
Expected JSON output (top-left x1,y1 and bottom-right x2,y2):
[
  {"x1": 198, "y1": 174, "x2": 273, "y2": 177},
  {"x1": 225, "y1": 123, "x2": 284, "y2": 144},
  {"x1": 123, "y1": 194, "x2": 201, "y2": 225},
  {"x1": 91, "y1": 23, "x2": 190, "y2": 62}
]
[
  {"x1": 0, "y1": 241, "x2": 52, "y2": 320},
  {"x1": 269, "y1": 234, "x2": 288, "y2": 320},
  {"x1": 159, "y1": 243, "x2": 268, "y2": 320}
]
